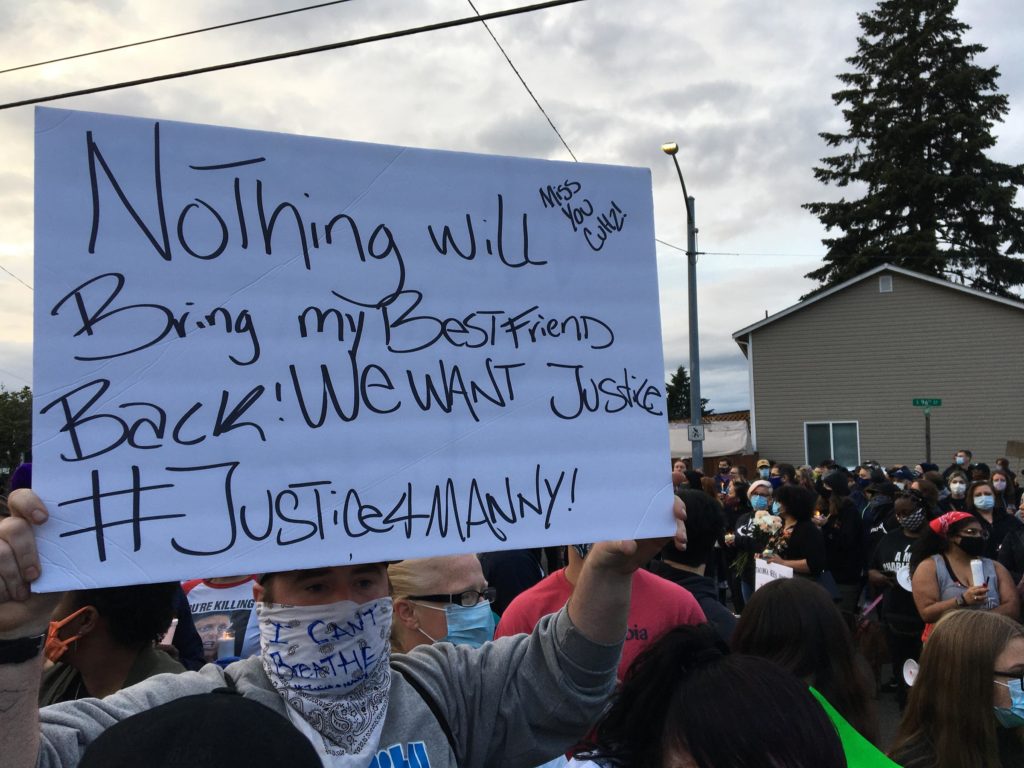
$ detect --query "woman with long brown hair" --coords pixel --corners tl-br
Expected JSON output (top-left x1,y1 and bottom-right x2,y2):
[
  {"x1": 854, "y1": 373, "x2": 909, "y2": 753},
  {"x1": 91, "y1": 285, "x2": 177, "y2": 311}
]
[
  {"x1": 732, "y1": 577, "x2": 877, "y2": 744},
  {"x1": 890, "y1": 610, "x2": 1024, "y2": 767}
]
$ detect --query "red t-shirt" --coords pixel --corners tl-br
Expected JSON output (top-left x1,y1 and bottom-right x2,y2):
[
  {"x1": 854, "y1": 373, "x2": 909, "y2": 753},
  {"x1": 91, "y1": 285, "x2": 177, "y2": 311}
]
[{"x1": 495, "y1": 567, "x2": 706, "y2": 680}]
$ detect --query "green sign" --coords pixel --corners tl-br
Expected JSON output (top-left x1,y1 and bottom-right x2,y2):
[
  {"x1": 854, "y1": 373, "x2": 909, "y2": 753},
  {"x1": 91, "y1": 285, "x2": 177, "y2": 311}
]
[{"x1": 912, "y1": 398, "x2": 942, "y2": 407}]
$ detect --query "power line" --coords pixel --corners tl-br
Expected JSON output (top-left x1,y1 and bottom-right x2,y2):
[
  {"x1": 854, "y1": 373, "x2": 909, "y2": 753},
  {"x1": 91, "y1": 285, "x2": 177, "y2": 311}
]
[
  {"x1": 0, "y1": 367, "x2": 31, "y2": 386},
  {"x1": 701, "y1": 250, "x2": 825, "y2": 258},
  {"x1": 0, "y1": 0, "x2": 587, "y2": 111},
  {"x1": 465, "y1": 0, "x2": 577, "y2": 162},
  {"x1": 0, "y1": 0, "x2": 356, "y2": 76},
  {"x1": 0, "y1": 264, "x2": 31, "y2": 290}
]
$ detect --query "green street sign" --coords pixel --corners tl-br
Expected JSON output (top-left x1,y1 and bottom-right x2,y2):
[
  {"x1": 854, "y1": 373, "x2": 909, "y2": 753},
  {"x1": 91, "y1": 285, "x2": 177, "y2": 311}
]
[{"x1": 912, "y1": 398, "x2": 942, "y2": 407}]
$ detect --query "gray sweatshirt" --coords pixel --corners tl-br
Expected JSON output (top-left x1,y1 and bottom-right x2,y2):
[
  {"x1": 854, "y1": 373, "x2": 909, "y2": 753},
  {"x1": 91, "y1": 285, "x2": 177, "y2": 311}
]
[{"x1": 37, "y1": 607, "x2": 619, "y2": 768}]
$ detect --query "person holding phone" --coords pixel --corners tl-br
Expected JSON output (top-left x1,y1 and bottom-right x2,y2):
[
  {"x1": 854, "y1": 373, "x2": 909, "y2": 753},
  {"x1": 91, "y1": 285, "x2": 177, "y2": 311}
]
[{"x1": 910, "y1": 511, "x2": 1019, "y2": 639}]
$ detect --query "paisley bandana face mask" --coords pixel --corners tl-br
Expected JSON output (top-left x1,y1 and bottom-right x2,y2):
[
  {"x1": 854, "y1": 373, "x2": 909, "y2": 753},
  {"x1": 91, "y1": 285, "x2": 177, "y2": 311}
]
[{"x1": 257, "y1": 597, "x2": 393, "y2": 767}]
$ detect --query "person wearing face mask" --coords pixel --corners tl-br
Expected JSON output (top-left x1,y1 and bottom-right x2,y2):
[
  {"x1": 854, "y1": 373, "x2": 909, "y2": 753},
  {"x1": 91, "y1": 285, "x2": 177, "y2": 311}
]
[
  {"x1": 967, "y1": 480, "x2": 1024, "y2": 559},
  {"x1": 867, "y1": 492, "x2": 928, "y2": 709},
  {"x1": 728, "y1": 480, "x2": 774, "y2": 604},
  {"x1": 909, "y1": 477, "x2": 942, "y2": 520},
  {"x1": 816, "y1": 470, "x2": 864, "y2": 617},
  {"x1": 647, "y1": 490, "x2": 737, "y2": 643},
  {"x1": 38, "y1": 583, "x2": 184, "y2": 705},
  {"x1": 910, "y1": 511, "x2": 1019, "y2": 637},
  {"x1": 389, "y1": 555, "x2": 496, "y2": 652},
  {"x1": 995, "y1": 457, "x2": 1018, "y2": 484},
  {"x1": 755, "y1": 458, "x2": 772, "y2": 482},
  {"x1": 862, "y1": 479, "x2": 899, "y2": 552},
  {"x1": 715, "y1": 460, "x2": 733, "y2": 496},
  {"x1": 761, "y1": 485, "x2": 828, "y2": 580},
  {"x1": 0, "y1": 487, "x2": 689, "y2": 768},
  {"x1": 992, "y1": 469, "x2": 1021, "y2": 516},
  {"x1": 942, "y1": 449, "x2": 975, "y2": 480},
  {"x1": 939, "y1": 471, "x2": 970, "y2": 512},
  {"x1": 890, "y1": 610, "x2": 1024, "y2": 768},
  {"x1": 495, "y1": 497, "x2": 706, "y2": 683}
]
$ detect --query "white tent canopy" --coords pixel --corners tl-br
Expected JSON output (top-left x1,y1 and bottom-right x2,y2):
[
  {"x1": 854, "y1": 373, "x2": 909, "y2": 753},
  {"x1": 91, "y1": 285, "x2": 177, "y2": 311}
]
[{"x1": 668, "y1": 420, "x2": 751, "y2": 459}]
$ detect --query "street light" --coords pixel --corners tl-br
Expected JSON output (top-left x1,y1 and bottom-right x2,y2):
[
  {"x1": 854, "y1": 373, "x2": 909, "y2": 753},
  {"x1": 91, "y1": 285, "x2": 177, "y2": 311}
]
[{"x1": 661, "y1": 141, "x2": 704, "y2": 471}]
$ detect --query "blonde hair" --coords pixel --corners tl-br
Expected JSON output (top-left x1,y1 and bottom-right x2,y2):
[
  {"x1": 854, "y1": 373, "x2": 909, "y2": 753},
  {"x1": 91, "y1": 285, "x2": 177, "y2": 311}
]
[
  {"x1": 387, "y1": 557, "x2": 456, "y2": 599},
  {"x1": 892, "y1": 611, "x2": 1024, "y2": 768},
  {"x1": 388, "y1": 555, "x2": 483, "y2": 653}
]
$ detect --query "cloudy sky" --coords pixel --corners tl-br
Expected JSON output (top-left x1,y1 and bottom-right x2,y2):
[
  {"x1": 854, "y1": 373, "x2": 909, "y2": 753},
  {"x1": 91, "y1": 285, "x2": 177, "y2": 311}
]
[{"x1": 0, "y1": 0, "x2": 1021, "y2": 410}]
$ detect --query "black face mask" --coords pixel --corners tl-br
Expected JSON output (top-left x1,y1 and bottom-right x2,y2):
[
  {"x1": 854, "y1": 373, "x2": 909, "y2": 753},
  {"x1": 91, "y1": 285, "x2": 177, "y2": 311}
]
[{"x1": 957, "y1": 536, "x2": 987, "y2": 558}]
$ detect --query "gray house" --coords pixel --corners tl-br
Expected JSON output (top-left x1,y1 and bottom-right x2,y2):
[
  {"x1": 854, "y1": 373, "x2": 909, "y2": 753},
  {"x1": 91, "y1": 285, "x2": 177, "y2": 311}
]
[{"x1": 732, "y1": 264, "x2": 1024, "y2": 469}]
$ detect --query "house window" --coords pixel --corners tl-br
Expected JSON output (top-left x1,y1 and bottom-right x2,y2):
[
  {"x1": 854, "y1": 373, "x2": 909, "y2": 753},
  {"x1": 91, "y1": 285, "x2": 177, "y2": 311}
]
[{"x1": 805, "y1": 422, "x2": 860, "y2": 469}]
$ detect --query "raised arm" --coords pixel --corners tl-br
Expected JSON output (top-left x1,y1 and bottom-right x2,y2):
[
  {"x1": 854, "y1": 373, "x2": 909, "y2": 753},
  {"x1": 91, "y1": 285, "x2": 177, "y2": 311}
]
[
  {"x1": 0, "y1": 489, "x2": 60, "y2": 768},
  {"x1": 568, "y1": 495, "x2": 687, "y2": 644}
]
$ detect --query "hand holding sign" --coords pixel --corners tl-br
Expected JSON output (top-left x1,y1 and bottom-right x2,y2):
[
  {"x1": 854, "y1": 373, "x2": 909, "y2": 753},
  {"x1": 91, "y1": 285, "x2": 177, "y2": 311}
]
[{"x1": 0, "y1": 490, "x2": 59, "y2": 639}]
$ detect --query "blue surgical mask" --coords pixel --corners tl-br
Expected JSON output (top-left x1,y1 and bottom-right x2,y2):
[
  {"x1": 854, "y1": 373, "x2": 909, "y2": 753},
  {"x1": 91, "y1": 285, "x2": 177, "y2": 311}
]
[
  {"x1": 975, "y1": 495, "x2": 995, "y2": 511},
  {"x1": 418, "y1": 600, "x2": 495, "y2": 648},
  {"x1": 956, "y1": 456, "x2": 966, "y2": 466},
  {"x1": 759, "y1": 468, "x2": 770, "y2": 480},
  {"x1": 772, "y1": 501, "x2": 782, "y2": 515},
  {"x1": 751, "y1": 495, "x2": 769, "y2": 511},
  {"x1": 994, "y1": 679, "x2": 1024, "y2": 728}
]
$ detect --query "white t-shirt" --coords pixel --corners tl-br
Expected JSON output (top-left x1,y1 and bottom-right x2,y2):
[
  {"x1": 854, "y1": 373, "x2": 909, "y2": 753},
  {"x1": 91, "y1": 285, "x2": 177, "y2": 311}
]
[{"x1": 182, "y1": 576, "x2": 259, "y2": 661}]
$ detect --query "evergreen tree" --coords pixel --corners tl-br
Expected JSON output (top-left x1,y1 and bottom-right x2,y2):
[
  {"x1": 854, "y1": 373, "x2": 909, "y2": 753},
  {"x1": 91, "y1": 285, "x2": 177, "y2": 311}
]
[
  {"x1": 0, "y1": 386, "x2": 31, "y2": 477},
  {"x1": 664, "y1": 366, "x2": 712, "y2": 421},
  {"x1": 803, "y1": 0, "x2": 1024, "y2": 297}
]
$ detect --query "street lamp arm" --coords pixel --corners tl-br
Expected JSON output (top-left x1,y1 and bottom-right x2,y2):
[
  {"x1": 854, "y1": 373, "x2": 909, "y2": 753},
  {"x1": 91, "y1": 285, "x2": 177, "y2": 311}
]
[
  {"x1": 661, "y1": 142, "x2": 703, "y2": 468},
  {"x1": 669, "y1": 154, "x2": 690, "y2": 208}
]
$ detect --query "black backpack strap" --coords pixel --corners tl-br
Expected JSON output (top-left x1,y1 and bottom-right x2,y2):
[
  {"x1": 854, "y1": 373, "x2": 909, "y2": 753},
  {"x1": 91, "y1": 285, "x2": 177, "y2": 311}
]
[
  {"x1": 395, "y1": 665, "x2": 458, "y2": 758},
  {"x1": 217, "y1": 670, "x2": 239, "y2": 693}
]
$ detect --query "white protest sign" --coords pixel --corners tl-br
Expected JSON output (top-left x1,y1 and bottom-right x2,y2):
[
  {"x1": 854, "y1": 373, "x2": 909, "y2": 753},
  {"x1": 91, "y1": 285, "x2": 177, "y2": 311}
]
[
  {"x1": 33, "y1": 107, "x2": 672, "y2": 590},
  {"x1": 754, "y1": 559, "x2": 794, "y2": 590}
]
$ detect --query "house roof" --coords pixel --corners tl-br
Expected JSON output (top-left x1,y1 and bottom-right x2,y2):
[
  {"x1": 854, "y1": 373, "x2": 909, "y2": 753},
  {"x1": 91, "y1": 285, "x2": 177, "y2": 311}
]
[{"x1": 731, "y1": 263, "x2": 1024, "y2": 353}]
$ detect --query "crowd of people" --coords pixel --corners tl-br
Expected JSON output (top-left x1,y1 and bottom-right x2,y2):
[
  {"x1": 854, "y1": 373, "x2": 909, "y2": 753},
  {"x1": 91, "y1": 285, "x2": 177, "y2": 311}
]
[{"x1": 1, "y1": 448, "x2": 1024, "y2": 767}]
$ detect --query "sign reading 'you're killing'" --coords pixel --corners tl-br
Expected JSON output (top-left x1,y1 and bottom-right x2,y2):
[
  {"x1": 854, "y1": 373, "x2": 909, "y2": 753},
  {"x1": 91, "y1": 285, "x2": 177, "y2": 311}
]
[{"x1": 33, "y1": 107, "x2": 672, "y2": 590}]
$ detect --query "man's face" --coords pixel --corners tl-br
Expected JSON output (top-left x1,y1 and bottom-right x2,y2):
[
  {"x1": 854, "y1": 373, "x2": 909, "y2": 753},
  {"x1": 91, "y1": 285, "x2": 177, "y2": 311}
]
[
  {"x1": 194, "y1": 613, "x2": 232, "y2": 659},
  {"x1": 254, "y1": 563, "x2": 390, "y2": 606},
  {"x1": 956, "y1": 451, "x2": 970, "y2": 465}
]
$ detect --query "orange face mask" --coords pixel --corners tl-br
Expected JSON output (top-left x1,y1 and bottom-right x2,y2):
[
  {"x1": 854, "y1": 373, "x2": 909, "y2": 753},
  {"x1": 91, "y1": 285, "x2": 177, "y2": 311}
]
[{"x1": 45, "y1": 606, "x2": 89, "y2": 663}]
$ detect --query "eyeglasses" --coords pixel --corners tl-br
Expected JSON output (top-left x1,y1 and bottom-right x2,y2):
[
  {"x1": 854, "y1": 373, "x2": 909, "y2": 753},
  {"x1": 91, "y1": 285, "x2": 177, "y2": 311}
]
[
  {"x1": 958, "y1": 528, "x2": 989, "y2": 539},
  {"x1": 407, "y1": 587, "x2": 497, "y2": 607},
  {"x1": 994, "y1": 670, "x2": 1024, "y2": 689}
]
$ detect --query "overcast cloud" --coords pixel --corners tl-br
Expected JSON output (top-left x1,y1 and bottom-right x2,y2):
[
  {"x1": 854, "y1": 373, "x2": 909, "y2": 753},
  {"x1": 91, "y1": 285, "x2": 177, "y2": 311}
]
[{"x1": 0, "y1": 0, "x2": 1021, "y2": 410}]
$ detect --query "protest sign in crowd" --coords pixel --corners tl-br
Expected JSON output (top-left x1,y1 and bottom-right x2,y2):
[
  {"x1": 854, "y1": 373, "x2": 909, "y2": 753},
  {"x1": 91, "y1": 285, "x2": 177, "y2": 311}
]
[{"x1": 2, "y1": 109, "x2": 1023, "y2": 768}]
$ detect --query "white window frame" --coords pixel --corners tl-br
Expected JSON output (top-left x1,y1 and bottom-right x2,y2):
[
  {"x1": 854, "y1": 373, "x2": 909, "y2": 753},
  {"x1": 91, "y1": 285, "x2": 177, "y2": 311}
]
[{"x1": 803, "y1": 421, "x2": 861, "y2": 469}]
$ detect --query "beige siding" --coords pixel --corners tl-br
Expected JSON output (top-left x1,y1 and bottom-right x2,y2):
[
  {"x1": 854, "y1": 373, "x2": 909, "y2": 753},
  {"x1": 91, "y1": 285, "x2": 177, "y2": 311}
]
[{"x1": 750, "y1": 272, "x2": 1024, "y2": 469}]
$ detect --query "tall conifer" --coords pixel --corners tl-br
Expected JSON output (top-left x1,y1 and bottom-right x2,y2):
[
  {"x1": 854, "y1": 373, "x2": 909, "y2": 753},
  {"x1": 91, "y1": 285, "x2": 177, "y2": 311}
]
[{"x1": 804, "y1": 0, "x2": 1024, "y2": 297}]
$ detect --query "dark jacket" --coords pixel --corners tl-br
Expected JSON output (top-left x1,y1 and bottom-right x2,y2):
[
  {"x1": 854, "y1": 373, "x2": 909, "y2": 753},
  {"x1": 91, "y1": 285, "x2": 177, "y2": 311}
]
[{"x1": 648, "y1": 560, "x2": 737, "y2": 643}]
